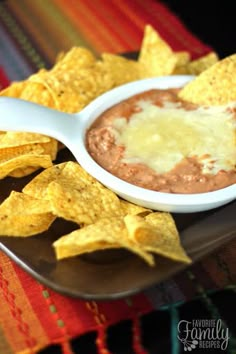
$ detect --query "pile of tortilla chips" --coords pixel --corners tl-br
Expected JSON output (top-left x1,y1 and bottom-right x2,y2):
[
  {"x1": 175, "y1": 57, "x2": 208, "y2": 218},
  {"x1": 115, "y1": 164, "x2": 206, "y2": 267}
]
[
  {"x1": 1, "y1": 23, "x2": 233, "y2": 266},
  {"x1": 0, "y1": 161, "x2": 191, "y2": 266}
]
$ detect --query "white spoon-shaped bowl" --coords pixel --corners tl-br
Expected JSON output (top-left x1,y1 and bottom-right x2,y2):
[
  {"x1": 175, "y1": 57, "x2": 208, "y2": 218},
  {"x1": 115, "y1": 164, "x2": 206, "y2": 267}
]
[{"x1": 0, "y1": 75, "x2": 235, "y2": 213}]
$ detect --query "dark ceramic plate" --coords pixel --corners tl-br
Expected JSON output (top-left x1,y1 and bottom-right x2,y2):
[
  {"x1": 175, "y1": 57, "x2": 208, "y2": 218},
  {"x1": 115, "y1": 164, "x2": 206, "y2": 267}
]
[{"x1": 0, "y1": 148, "x2": 236, "y2": 300}]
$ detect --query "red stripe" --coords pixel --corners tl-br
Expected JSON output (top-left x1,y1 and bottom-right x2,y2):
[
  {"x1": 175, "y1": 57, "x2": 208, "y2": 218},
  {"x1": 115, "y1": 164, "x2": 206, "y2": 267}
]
[
  {"x1": 86, "y1": 0, "x2": 140, "y2": 51},
  {"x1": 13, "y1": 264, "x2": 65, "y2": 341},
  {"x1": 0, "y1": 67, "x2": 10, "y2": 90},
  {"x1": 112, "y1": 0, "x2": 212, "y2": 58},
  {"x1": 69, "y1": 0, "x2": 127, "y2": 52},
  {"x1": 111, "y1": 0, "x2": 148, "y2": 30},
  {"x1": 13, "y1": 264, "x2": 96, "y2": 339},
  {"x1": 75, "y1": 0, "x2": 130, "y2": 50},
  {"x1": 134, "y1": 0, "x2": 212, "y2": 57},
  {"x1": 13, "y1": 262, "x2": 153, "y2": 339}
]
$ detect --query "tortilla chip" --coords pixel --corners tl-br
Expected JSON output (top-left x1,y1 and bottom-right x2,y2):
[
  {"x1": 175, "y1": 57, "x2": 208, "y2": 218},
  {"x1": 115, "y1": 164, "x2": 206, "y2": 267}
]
[
  {"x1": 178, "y1": 54, "x2": 236, "y2": 105},
  {"x1": 0, "y1": 138, "x2": 57, "y2": 177},
  {"x1": 138, "y1": 24, "x2": 177, "y2": 77},
  {"x1": 53, "y1": 47, "x2": 96, "y2": 72},
  {"x1": 23, "y1": 161, "x2": 152, "y2": 223},
  {"x1": 0, "y1": 191, "x2": 55, "y2": 236},
  {"x1": 0, "y1": 191, "x2": 52, "y2": 214},
  {"x1": 175, "y1": 51, "x2": 191, "y2": 67},
  {"x1": 185, "y1": 52, "x2": 219, "y2": 75},
  {"x1": 0, "y1": 81, "x2": 26, "y2": 98},
  {"x1": 22, "y1": 162, "x2": 67, "y2": 199},
  {"x1": 21, "y1": 81, "x2": 57, "y2": 109},
  {"x1": 0, "y1": 81, "x2": 27, "y2": 98},
  {"x1": 47, "y1": 176, "x2": 121, "y2": 226},
  {"x1": 173, "y1": 51, "x2": 191, "y2": 74},
  {"x1": 0, "y1": 214, "x2": 55, "y2": 237},
  {"x1": 172, "y1": 51, "x2": 218, "y2": 75},
  {"x1": 0, "y1": 154, "x2": 53, "y2": 179},
  {"x1": 1, "y1": 48, "x2": 98, "y2": 115},
  {"x1": 46, "y1": 162, "x2": 155, "y2": 225},
  {"x1": 53, "y1": 211, "x2": 190, "y2": 266},
  {"x1": 27, "y1": 46, "x2": 113, "y2": 113},
  {"x1": 53, "y1": 216, "x2": 154, "y2": 265},
  {"x1": 99, "y1": 53, "x2": 140, "y2": 87},
  {"x1": 0, "y1": 144, "x2": 44, "y2": 162},
  {"x1": 119, "y1": 199, "x2": 151, "y2": 216},
  {"x1": 124, "y1": 213, "x2": 191, "y2": 264},
  {"x1": 0, "y1": 132, "x2": 50, "y2": 147},
  {"x1": 29, "y1": 67, "x2": 108, "y2": 113},
  {"x1": 25, "y1": 161, "x2": 121, "y2": 225},
  {"x1": 9, "y1": 166, "x2": 41, "y2": 178},
  {"x1": 37, "y1": 138, "x2": 58, "y2": 160}
]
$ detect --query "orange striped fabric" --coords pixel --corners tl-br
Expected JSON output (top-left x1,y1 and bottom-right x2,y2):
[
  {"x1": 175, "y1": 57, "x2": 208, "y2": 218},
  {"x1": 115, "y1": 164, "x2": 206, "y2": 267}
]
[{"x1": 4, "y1": 0, "x2": 212, "y2": 71}]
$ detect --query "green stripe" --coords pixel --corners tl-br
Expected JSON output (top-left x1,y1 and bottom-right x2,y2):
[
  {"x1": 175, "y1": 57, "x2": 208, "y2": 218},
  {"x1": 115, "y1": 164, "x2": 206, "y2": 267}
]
[
  {"x1": 43, "y1": 0, "x2": 97, "y2": 56},
  {"x1": 19, "y1": 0, "x2": 59, "y2": 55},
  {"x1": 170, "y1": 306, "x2": 180, "y2": 354},
  {"x1": 0, "y1": 2, "x2": 46, "y2": 70},
  {"x1": 160, "y1": 285, "x2": 236, "y2": 311},
  {"x1": 186, "y1": 270, "x2": 236, "y2": 352}
]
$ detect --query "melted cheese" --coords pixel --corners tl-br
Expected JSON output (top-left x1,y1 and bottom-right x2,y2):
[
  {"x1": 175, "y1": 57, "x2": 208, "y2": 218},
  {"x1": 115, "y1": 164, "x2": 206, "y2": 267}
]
[{"x1": 112, "y1": 101, "x2": 236, "y2": 174}]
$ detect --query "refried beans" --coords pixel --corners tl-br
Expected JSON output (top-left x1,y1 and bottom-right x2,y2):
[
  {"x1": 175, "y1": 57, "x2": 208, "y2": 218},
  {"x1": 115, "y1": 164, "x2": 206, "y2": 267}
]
[{"x1": 86, "y1": 89, "x2": 236, "y2": 194}]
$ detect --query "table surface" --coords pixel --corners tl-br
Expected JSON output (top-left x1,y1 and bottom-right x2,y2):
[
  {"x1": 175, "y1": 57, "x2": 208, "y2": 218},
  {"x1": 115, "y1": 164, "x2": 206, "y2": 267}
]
[{"x1": 0, "y1": 1, "x2": 236, "y2": 354}]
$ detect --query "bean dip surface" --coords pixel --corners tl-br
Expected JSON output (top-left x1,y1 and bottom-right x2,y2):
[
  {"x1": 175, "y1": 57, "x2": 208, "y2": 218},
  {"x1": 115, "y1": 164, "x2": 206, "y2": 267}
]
[{"x1": 86, "y1": 89, "x2": 236, "y2": 194}]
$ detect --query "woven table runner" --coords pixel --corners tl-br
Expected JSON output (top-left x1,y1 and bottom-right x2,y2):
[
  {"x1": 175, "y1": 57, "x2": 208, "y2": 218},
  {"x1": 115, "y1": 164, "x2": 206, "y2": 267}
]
[{"x1": 0, "y1": 1, "x2": 236, "y2": 353}]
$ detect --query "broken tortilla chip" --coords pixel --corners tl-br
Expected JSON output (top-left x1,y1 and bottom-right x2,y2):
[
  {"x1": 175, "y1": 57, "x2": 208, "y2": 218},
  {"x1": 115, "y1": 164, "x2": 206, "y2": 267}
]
[
  {"x1": 173, "y1": 51, "x2": 191, "y2": 74},
  {"x1": 185, "y1": 52, "x2": 219, "y2": 76},
  {"x1": 124, "y1": 213, "x2": 191, "y2": 264}
]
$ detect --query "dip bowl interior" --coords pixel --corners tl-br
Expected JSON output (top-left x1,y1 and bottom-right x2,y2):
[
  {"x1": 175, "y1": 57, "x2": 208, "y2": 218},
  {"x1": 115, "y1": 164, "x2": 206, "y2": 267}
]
[{"x1": 76, "y1": 75, "x2": 236, "y2": 213}]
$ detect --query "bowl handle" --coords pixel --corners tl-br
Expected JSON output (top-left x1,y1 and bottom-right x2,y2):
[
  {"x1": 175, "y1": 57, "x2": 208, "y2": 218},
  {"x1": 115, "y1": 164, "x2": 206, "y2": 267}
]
[{"x1": 0, "y1": 97, "x2": 80, "y2": 144}]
